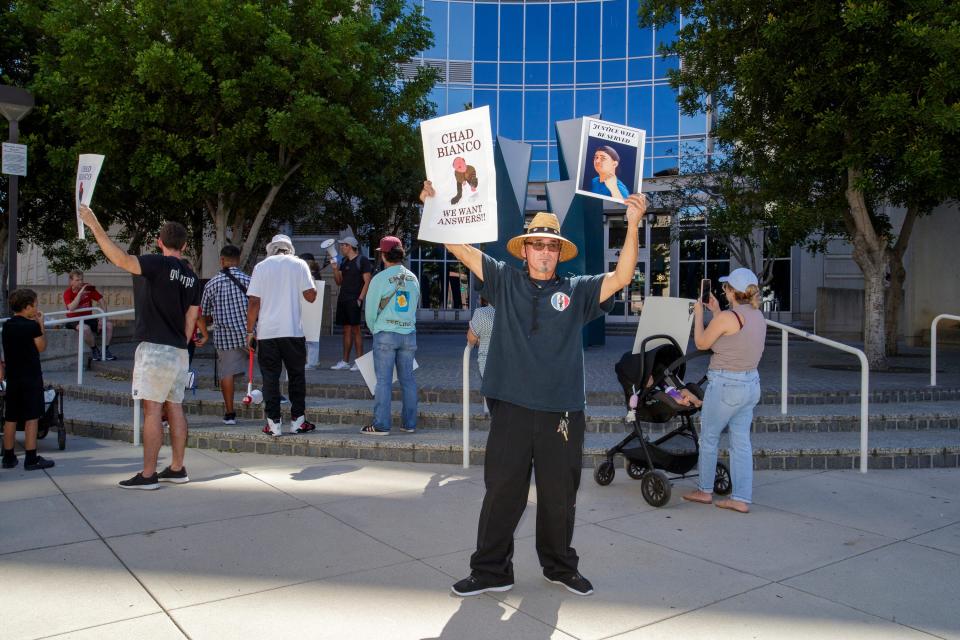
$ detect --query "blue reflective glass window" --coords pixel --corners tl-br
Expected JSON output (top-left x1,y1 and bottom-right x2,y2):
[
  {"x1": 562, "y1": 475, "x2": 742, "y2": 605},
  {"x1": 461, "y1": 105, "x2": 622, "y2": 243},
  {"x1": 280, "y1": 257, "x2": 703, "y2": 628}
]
[
  {"x1": 474, "y1": 89, "x2": 498, "y2": 134},
  {"x1": 532, "y1": 145, "x2": 548, "y2": 161},
  {"x1": 500, "y1": 62, "x2": 522, "y2": 85},
  {"x1": 653, "y1": 84, "x2": 679, "y2": 136},
  {"x1": 525, "y1": 4, "x2": 549, "y2": 61},
  {"x1": 548, "y1": 144, "x2": 558, "y2": 161},
  {"x1": 602, "y1": 0, "x2": 627, "y2": 58},
  {"x1": 423, "y1": 0, "x2": 448, "y2": 59},
  {"x1": 680, "y1": 138, "x2": 706, "y2": 159},
  {"x1": 643, "y1": 157, "x2": 652, "y2": 178},
  {"x1": 576, "y1": 61, "x2": 600, "y2": 83},
  {"x1": 448, "y1": 88, "x2": 473, "y2": 113},
  {"x1": 655, "y1": 19, "x2": 678, "y2": 52},
  {"x1": 475, "y1": 4, "x2": 498, "y2": 61},
  {"x1": 500, "y1": 3, "x2": 523, "y2": 62},
  {"x1": 499, "y1": 90, "x2": 523, "y2": 139},
  {"x1": 551, "y1": 62, "x2": 574, "y2": 85},
  {"x1": 602, "y1": 88, "x2": 626, "y2": 124},
  {"x1": 629, "y1": 22, "x2": 653, "y2": 57},
  {"x1": 680, "y1": 111, "x2": 707, "y2": 136},
  {"x1": 576, "y1": 2, "x2": 601, "y2": 60},
  {"x1": 627, "y1": 86, "x2": 652, "y2": 131},
  {"x1": 448, "y1": 2, "x2": 474, "y2": 61},
  {"x1": 575, "y1": 89, "x2": 600, "y2": 117},
  {"x1": 602, "y1": 59, "x2": 626, "y2": 83},
  {"x1": 525, "y1": 90, "x2": 549, "y2": 141},
  {"x1": 550, "y1": 89, "x2": 574, "y2": 125},
  {"x1": 525, "y1": 63, "x2": 549, "y2": 85},
  {"x1": 429, "y1": 86, "x2": 447, "y2": 115},
  {"x1": 654, "y1": 140, "x2": 677, "y2": 156},
  {"x1": 549, "y1": 161, "x2": 561, "y2": 181},
  {"x1": 530, "y1": 161, "x2": 548, "y2": 182},
  {"x1": 475, "y1": 63, "x2": 497, "y2": 85},
  {"x1": 551, "y1": 4, "x2": 575, "y2": 61},
  {"x1": 628, "y1": 57, "x2": 652, "y2": 81},
  {"x1": 653, "y1": 156, "x2": 679, "y2": 176},
  {"x1": 654, "y1": 54, "x2": 679, "y2": 79}
]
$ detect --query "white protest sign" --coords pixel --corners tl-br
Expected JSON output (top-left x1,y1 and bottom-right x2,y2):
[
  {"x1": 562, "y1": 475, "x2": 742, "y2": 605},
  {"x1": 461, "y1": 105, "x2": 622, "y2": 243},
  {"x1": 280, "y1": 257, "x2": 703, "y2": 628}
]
[
  {"x1": 575, "y1": 118, "x2": 645, "y2": 205},
  {"x1": 299, "y1": 280, "x2": 326, "y2": 341},
  {"x1": 419, "y1": 106, "x2": 497, "y2": 244},
  {"x1": 1, "y1": 143, "x2": 27, "y2": 176},
  {"x1": 355, "y1": 350, "x2": 419, "y2": 397},
  {"x1": 76, "y1": 154, "x2": 105, "y2": 239}
]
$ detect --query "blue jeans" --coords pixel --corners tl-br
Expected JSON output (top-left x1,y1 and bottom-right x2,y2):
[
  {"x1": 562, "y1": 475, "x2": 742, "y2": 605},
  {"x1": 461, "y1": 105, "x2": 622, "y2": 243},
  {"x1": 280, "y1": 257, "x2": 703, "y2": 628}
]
[
  {"x1": 697, "y1": 369, "x2": 761, "y2": 503},
  {"x1": 373, "y1": 331, "x2": 418, "y2": 431}
]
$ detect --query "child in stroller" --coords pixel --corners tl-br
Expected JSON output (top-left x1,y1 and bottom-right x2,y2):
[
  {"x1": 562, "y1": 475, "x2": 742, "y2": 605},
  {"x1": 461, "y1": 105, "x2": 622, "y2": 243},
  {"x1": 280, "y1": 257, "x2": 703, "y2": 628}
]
[{"x1": 593, "y1": 334, "x2": 732, "y2": 507}]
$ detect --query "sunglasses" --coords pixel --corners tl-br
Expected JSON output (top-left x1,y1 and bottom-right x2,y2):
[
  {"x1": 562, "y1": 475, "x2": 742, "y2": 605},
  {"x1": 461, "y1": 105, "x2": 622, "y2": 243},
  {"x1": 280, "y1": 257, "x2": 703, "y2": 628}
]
[{"x1": 524, "y1": 240, "x2": 562, "y2": 253}]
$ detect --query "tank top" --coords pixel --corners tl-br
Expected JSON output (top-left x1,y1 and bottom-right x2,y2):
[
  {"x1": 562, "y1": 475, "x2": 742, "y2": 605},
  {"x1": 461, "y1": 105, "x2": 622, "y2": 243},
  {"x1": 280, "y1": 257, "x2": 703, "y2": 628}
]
[{"x1": 708, "y1": 304, "x2": 766, "y2": 371}]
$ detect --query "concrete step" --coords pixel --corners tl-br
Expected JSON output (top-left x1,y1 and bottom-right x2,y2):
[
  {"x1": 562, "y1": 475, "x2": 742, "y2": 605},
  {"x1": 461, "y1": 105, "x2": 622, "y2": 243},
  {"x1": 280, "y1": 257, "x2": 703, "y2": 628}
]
[{"x1": 57, "y1": 398, "x2": 960, "y2": 471}]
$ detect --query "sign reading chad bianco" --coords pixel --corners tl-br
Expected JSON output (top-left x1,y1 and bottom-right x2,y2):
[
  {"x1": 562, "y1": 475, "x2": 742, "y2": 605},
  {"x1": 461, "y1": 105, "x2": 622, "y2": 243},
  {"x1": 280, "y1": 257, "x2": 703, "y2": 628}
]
[{"x1": 419, "y1": 106, "x2": 498, "y2": 244}]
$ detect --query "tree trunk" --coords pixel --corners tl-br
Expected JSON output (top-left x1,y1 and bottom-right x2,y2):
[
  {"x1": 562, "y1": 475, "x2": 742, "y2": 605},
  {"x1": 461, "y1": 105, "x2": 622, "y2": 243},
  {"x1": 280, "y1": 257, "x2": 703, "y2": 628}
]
[{"x1": 238, "y1": 161, "x2": 303, "y2": 267}]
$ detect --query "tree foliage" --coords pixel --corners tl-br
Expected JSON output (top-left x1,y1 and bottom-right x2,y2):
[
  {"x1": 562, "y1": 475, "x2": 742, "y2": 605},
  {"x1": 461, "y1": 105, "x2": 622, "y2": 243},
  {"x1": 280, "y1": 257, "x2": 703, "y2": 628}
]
[{"x1": 640, "y1": 0, "x2": 960, "y2": 367}]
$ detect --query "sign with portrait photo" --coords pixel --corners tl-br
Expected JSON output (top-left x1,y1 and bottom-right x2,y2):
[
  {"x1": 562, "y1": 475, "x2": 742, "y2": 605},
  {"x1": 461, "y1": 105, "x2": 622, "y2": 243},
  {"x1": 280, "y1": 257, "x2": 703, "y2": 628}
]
[
  {"x1": 75, "y1": 154, "x2": 105, "y2": 240},
  {"x1": 419, "y1": 106, "x2": 498, "y2": 244},
  {"x1": 574, "y1": 118, "x2": 645, "y2": 204}
]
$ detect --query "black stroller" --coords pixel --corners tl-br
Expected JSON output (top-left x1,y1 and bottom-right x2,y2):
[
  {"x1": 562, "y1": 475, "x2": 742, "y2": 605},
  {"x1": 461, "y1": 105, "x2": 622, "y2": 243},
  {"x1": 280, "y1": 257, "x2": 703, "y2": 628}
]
[
  {"x1": 0, "y1": 385, "x2": 67, "y2": 451},
  {"x1": 593, "y1": 334, "x2": 731, "y2": 507}
]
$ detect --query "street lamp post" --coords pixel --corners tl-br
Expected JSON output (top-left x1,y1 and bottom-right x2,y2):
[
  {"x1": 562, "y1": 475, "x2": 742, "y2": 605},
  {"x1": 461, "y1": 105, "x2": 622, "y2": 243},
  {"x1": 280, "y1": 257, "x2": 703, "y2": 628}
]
[{"x1": 0, "y1": 85, "x2": 35, "y2": 298}]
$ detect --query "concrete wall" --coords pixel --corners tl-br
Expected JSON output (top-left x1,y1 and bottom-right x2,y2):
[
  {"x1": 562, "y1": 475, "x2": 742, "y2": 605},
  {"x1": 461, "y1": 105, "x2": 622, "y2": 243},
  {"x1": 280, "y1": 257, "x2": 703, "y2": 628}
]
[{"x1": 905, "y1": 202, "x2": 960, "y2": 345}]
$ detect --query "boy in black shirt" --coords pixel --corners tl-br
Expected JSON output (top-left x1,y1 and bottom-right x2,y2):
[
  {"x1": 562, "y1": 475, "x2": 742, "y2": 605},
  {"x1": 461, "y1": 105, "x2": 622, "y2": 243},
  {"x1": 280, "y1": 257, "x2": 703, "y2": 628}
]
[{"x1": 1, "y1": 288, "x2": 55, "y2": 470}]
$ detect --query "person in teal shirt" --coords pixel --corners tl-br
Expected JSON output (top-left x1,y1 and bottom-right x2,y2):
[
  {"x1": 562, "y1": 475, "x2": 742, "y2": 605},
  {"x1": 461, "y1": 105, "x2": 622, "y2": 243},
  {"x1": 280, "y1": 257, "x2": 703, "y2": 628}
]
[{"x1": 361, "y1": 236, "x2": 420, "y2": 435}]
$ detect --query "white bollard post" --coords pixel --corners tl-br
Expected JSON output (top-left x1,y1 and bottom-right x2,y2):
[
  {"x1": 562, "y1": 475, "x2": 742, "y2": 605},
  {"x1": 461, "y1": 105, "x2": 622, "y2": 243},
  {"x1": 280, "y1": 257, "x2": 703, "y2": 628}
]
[
  {"x1": 781, "y1": 329, "x2": 788, "y2": 415},
  {"x1": 133, "y1": 400, "x2": 141, "y2": 447}
]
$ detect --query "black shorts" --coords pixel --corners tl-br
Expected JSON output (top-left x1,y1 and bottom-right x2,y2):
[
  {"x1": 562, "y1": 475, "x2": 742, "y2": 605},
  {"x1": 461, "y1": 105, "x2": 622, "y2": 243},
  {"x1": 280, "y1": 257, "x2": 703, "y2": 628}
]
[
  {"x1": 2, "y1": 379, "x2": 45, "y2": 422},
  {"x1": 335, "y1": 297, "x2": 362, "y2": 326},
  {"x1": 68, "y1": 318, "x2": 99, "y2": 332}
]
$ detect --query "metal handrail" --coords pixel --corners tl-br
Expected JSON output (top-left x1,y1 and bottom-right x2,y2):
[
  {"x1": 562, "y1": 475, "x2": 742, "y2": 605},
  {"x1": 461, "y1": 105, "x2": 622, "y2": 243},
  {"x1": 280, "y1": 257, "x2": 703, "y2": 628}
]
[
  {"x1": 462, "y1": 343, "x2": 474, "y2": 469},
  {"x1": 930, "y1": 314, "x2": 960, "y2": 386},
  {"x1": 767, "y1": 319, "x2": 870, "y2": 474}
]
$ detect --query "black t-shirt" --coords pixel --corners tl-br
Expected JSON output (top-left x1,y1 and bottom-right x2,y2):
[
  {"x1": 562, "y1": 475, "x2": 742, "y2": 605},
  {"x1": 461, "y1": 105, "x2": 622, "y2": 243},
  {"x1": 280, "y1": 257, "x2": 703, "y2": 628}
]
[
  {"x1": 2, "y1": 315, "x2": 43, "y2": 383},
  {"x1": 338, "y1": 254, "x2": 372, "y2": 300},
  {"x1": 478, "y1": 255, "x2": 613, "y2": 412},
  {"x1": 133, "y1": 254, "x2": 202, "y2": 348}
]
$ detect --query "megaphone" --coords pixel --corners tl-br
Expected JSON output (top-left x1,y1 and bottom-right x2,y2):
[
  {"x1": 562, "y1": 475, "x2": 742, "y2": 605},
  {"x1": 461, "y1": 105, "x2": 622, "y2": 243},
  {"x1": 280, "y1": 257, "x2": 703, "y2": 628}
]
[{"x1": 320, "y1": 238, "x2": 338, "y2": 260}]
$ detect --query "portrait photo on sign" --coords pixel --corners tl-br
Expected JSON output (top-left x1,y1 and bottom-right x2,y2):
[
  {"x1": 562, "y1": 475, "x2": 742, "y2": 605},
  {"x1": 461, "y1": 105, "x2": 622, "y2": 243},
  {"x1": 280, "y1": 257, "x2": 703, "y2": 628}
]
[{"x1": 574, "y1": 118, "x2": 645, "y2": 205}]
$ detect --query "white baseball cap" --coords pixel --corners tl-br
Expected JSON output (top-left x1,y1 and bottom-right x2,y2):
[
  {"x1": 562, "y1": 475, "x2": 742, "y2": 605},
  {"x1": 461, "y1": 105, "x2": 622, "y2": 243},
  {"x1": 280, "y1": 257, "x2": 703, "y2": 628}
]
[{"x1": 719, "y1": 267, "x2": 759, "y2": 293}]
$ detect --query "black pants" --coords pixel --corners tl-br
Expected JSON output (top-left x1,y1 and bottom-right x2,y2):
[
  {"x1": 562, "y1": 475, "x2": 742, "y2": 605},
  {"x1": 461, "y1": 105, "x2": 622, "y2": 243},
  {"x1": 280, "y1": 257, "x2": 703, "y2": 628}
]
[
  {"x1": 470, "y1": 399, "x2": 586, "y2": 582},
  {"x1": 257, "y1": 337, "x2": 306, "y2": 421}
]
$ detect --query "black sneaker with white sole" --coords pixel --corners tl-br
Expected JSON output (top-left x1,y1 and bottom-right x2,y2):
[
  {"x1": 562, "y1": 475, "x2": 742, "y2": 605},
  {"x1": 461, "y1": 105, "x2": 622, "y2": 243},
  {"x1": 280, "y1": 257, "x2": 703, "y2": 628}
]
[
  {"x1": 24, "y1": 456, "x2": 55, "y2": 470},
  {"x1": 119, "y1": 472, "x2": 160, "y2": 490},
  {"x1": 544, "y1": 572, "x2": 594, "y2": 596},
  {"x1": 223, "y1": 412, "x2": 237, "y2": 425},
  {"x1": 451, "y1": 574, "x2": 514, "y2": 597},
  {"x1": 157, "y1": 465, "x2": 190, "y2": 484}
]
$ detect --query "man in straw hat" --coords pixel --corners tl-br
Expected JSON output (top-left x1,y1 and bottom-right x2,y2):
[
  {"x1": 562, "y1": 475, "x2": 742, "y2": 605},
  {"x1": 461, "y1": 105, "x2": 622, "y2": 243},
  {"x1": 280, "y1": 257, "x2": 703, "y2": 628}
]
[
  {"x1": 245, "y1": 234, "x2": 318, "y2": 437},
  {"x1": 420, "y1": 181, "x2": 648, "y2": 597}
]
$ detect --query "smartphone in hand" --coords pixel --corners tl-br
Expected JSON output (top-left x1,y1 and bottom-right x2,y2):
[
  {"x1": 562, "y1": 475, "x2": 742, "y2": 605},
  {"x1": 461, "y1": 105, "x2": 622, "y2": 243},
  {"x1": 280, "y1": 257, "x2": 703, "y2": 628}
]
[{"x1": 700, "y1": 278, "x2": 711, "y2": 304}]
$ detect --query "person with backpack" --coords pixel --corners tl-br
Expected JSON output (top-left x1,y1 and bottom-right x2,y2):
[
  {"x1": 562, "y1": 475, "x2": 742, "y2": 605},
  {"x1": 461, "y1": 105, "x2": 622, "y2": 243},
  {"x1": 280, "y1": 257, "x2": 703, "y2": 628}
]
[{"x1": 198, "y1": 245, "x2": 252, "y2": 425}]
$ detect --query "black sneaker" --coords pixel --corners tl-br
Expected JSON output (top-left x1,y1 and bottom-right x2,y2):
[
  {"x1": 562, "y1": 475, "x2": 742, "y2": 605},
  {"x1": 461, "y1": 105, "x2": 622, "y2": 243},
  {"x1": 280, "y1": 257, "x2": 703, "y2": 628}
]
[
  {"x1": 451, "y1": 574, "x2": 513, "y2": 597},
  {"x1": 223, "y1": 412, "x2": 237, "y2": 425},
  {"x1": 544, "y1": 572, "x2": 594, "y2": 596},
  {"x1": 103, "y1": 347, "x2": 117, "y2": 361},
  {"x1": 91, "y1": 346, "x2": 102, "y2": 361},
  {"x1": 2, "y1": 456, "x2": 18, "y2": 469},
  {"x1": 24, "y1": 456, "x2": 55, "y2": 470},
  {"x1": 119, "y1": 472, "x2": 160, "y2": 490},
  {"x1": 157, "y1": 465, "x2": 189, "y2": 484}
]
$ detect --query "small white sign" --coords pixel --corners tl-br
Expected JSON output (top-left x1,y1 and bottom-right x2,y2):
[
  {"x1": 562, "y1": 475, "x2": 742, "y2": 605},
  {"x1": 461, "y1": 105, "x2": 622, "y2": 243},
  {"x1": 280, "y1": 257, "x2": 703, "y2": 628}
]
[
  {"x1": 299, "y1": 280, "x2": 326, "y2": 341},
  {"x1": 1, "y1": 143, "x2": 27, "y2": 176},
  {"x1": 75, "y1": 154, "x2": 105, "y2": 240},
  {"x1": 355, "y1": 350, "x2": 419, "y2": 397}
]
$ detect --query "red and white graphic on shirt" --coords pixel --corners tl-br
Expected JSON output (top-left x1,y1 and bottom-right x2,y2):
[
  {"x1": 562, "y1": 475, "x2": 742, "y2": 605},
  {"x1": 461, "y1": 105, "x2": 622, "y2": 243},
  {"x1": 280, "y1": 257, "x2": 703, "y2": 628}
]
[{"x1": 551, "y1": 292, "x2": 571, "y2": 311}]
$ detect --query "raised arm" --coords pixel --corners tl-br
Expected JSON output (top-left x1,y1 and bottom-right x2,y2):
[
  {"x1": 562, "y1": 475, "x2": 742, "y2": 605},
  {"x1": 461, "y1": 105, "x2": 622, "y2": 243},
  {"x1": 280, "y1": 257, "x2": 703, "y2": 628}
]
[
  {"x1": 599, "y1": 193, "x2": 647, "y2": 302},
  {"x1": 419, "y1": 180, "x2": 486, "y2": 280},
  {"x1": 78, "y1": 205, "x2": 141, "y2": 275}
]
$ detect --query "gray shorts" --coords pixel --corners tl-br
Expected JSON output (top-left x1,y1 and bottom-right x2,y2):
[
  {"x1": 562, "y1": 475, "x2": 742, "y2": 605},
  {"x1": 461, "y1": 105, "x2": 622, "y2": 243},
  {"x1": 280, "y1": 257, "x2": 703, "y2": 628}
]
[
  {"x1": 217, "y1": 347, "x2": 249, "y2": 380},
  {"x1": 132, "y1": 342, "x2": 190, "y2": 404}
]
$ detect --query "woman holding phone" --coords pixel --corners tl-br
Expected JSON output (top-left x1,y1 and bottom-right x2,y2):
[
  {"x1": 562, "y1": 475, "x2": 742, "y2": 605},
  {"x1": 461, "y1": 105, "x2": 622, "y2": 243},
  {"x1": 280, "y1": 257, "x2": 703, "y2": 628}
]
[{"x1": 683, "y1": 268, "x2": 766, "y2": 513}]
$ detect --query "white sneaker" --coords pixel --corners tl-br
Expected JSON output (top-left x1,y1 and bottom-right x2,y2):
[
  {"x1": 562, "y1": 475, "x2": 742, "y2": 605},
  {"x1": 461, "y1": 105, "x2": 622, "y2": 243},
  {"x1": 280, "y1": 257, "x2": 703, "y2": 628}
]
[
  {"x1": 349, "y1": 362, "x2": 360, "y2": 371},
  {"x1": 262, "y1": 417, "x2": 282, "y2": 437},
  {"x1": 331, "y1": 360, "x2": 351, "y2": 371}
]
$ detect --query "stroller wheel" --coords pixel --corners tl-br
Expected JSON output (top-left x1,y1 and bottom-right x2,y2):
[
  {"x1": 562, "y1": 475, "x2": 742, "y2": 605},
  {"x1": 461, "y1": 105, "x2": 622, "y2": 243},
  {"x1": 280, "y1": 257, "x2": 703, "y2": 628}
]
[
  {"x1": 625, "y1": 460, "x2": 647, "y2": 480},
  {"x1": 641, "y1": 470, "x2": 672, "y2": 507},
  {"x1": 714, "y1": 462, "x2": 732, "y2": 495},
  {"x1": 594, "y1": 460, "x2": 615, "y2": 486}
]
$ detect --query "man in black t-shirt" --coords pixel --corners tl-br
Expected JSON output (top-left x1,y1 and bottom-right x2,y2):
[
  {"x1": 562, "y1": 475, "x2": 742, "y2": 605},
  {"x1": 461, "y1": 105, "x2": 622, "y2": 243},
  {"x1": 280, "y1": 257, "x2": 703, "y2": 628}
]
[
  {"x1": 80, "y1": 205, "x2": 201, "y2": 491},
  {"x1": 420, "y1": 181, "x2": 648, "y2": 598},
  {"x1": 331, "y1": 236, "x2": 372, "y2": 371}
]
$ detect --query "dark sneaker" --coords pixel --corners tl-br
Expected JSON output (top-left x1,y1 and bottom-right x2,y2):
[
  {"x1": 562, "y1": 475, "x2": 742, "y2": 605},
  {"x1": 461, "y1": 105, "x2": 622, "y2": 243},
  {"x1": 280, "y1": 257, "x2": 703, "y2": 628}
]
[
  {"x1": 90, "y1": 346, "x2": 102, "y2": 361},
  {"x1": 280, "y1": 395, "x2": 290, "y2": 405},
  {"x1": 544, "y1": 572, "x2": 594, "y2": 596},
  {"x1": 359, "y1": 425, "x2": 390, "y2": 435},
  {"x1": 2, "y1": 456, "x2": 18, "y2": 469},
  {"x1": 291, "y1": 419, "x2": 316, "y2": 434},
  {"x1": 157, "y1": 465, "x2": 189, "y2": 484},
  {"x1": 119, "y1": 472, "x2": 160, "y2": 490},
  {"x1": 399, "y1": 426, "x2": 417, "y2": 433},
  {"x1": 103, "y1": 347, "x2": 117, "y2": 361},
  {"x1": 24, "y1": 456, "x2": 55, "y2": 471},
  {"x1": 451, "y1": 574, "x2": 513, "y2": 597},
  {"x1": 223, "y1": 412, "x2": 237, "y2": 425}
]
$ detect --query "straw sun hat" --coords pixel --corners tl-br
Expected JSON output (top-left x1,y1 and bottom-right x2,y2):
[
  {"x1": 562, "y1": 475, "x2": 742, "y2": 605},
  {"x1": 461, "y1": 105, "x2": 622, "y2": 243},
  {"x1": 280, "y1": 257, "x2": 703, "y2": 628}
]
[{"x1": 506, "y1": 212, "x2": 578, "y2": 263}]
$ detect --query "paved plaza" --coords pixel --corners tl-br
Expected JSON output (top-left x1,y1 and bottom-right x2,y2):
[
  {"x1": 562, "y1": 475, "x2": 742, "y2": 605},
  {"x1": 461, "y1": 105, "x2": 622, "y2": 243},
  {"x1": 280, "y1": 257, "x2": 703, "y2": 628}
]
[{"x1": 3, "y1": 436, "x2": 959, "y2": 640}]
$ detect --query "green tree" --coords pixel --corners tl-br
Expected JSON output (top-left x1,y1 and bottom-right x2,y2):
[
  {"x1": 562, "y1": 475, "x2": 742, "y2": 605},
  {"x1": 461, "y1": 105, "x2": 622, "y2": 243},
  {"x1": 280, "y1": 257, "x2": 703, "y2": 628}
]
[
  {"x1": 640, "y1": 0, "x2": 960, "y2": 368},
  {"x1": 19, "y1": 0, "x2": 436, "y2": 268}
]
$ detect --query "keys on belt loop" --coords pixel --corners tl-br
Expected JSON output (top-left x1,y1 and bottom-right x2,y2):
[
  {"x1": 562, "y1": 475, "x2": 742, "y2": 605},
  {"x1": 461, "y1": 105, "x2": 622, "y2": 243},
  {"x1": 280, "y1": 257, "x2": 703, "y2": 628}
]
[{"x1": 557, "y1": 412, "x2": 569, "y2": 442}]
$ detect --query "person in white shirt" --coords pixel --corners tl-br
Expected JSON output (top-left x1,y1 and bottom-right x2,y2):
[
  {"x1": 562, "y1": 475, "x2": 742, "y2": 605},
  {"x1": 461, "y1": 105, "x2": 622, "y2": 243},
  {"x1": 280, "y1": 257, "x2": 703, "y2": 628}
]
[{"x1": 245, "y1": 234, "x2": 318, "y2": 437}]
